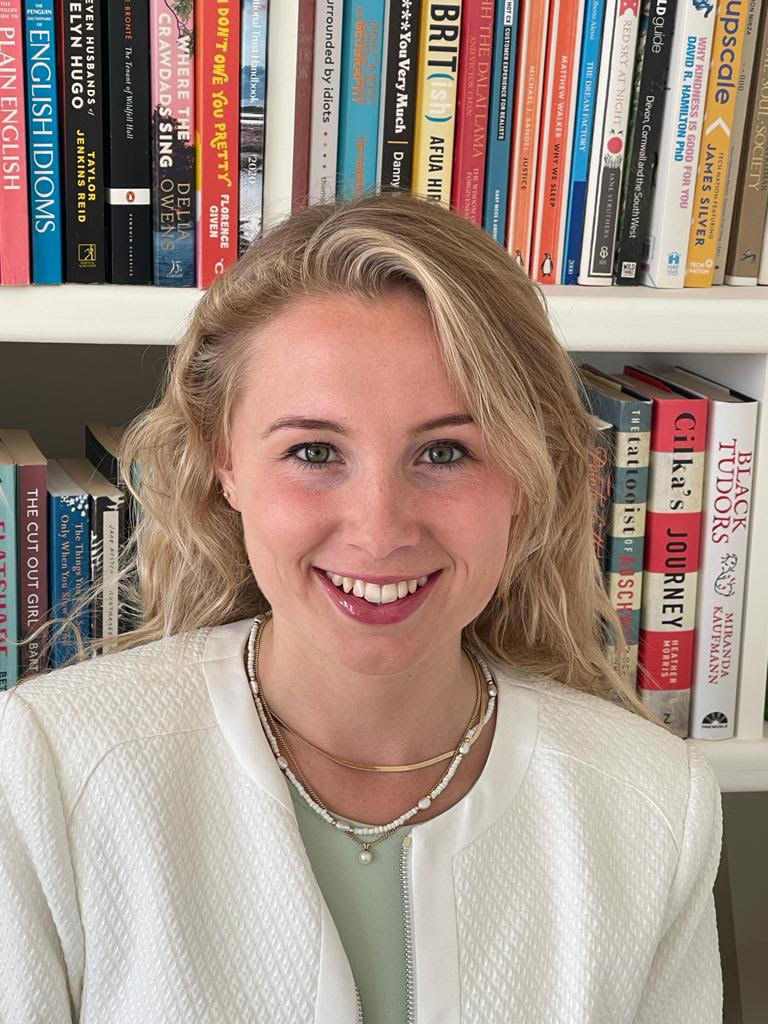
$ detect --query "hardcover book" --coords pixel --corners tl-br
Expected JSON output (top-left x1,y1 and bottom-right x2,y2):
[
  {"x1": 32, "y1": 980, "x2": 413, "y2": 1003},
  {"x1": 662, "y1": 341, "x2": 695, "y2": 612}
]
[
  {"x1": 24, "y1": 0, "x2": 63, "y2": 284},
  {"x1": 47, "y1": 459, "x2": 91, "y2": 668},
  {"x1": 310, "y1": 0, "x2": 343, "y2": 202},
  {"x1": 483, "y1": 0, "x2": 520, "y2": 244},
  {"x1": 0, "y1": 440, "x2": 18, "y2": 689},
  {"x1": 0, "y1": 0, "x2": 30, "y2": 284},
  {"x1": 105, "y1": 0, "x2": 152, "y2": 283},
  {"x1": 239, "y1": 0, "x2": 268, "y2": 251},
  {"x1": 58, "y1": 0, "x2": 106, "y2": 282},
  {"x1": 263, "y1": 0, "x2": 300, "y2": 228},
  {"x1": 377, "y1": 0, "x2": 422, "y2": 194},
  {"x1": 588, "y1": 414, "x2": 615, "y2": 571}
]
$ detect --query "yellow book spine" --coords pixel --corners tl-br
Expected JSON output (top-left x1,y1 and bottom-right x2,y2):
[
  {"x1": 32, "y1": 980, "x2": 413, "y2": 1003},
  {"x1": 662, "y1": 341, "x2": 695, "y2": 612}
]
[
  {"x1": 411, "y1": 1, "x2": 463, "y2": 207},
  {"x1": 684, "y1": 0, "x2": 750, "y2": 286}
]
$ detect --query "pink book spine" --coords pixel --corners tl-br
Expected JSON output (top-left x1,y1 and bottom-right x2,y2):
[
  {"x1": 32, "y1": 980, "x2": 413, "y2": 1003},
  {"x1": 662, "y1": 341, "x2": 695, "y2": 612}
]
[{"x1": 0, "y1": 0, "x2": 30, "y2": 284}]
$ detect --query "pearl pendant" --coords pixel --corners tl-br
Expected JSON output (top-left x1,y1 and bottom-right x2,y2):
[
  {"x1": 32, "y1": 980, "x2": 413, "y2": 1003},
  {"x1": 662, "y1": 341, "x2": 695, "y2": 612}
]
[
  {"x1": 417, "y1": 796, "x2": 431, "y2": 810},
  {"x1": 276, "y1": 756, "x2": 288, "y2": 770},
  {"x1": 358, "y1": 849, "x2": 373, "y2": 865},
  {"x1": 459, "y1": 741, "x2": 470, "y2": 755}
]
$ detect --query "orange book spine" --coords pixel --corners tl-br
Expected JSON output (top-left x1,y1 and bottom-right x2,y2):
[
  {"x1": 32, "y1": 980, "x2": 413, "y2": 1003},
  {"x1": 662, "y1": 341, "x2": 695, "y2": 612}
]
[{"x1": 506, "y1": 0, "x2": 550, "y2": 272}]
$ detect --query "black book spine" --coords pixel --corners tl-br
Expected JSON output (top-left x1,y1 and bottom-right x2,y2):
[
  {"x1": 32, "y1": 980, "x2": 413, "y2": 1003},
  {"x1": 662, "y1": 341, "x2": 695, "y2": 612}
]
[
  {"x1": 380, "y1": 0, "x2": 422, "y2": 192},
  {"x1": 105, "y1": 0, "x2": 152, "y2": 283},
  {"x1": 614, "y1": 0, "x2": 678, "y2": 285},
  {"x1": 58, "y1": 0, "x2": 107, "y2": 282}
]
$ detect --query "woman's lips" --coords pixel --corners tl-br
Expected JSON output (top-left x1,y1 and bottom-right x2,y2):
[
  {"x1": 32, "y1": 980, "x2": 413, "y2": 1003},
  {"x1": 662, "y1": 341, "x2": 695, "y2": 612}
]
[{"x1": 313, "y1": 567, "x2": 443, "y2": 625}]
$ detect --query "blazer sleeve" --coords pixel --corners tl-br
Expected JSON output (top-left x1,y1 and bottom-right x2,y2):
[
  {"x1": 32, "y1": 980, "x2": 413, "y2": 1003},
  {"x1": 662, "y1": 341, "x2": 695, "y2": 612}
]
[
  {"x1": 0, "y1": 689, "x2": 84, "y2": 1022},
  {"x1": 633, "y1": 743, "x2": 724, "y2": 1024}
]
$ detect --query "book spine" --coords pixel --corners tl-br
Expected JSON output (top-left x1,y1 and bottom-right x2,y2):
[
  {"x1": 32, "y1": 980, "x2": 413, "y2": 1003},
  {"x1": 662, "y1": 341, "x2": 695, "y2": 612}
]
[
  {"x1": 89, "y1": 494, "x2": 104, "y2": 643},
  {"x1": 563, "y1": 0, "x2": 608, "y2": 284},
  {"x1": 16, "y1": 463, "x2": 47, "y2": 677},
  {"x1": 724, "y1": 1, "x2": 768, "y2": 284},
  {"x1": 378, "y1": 0, "x2": 421, "y2": 192},
  {"x1": 150, "y1": 0, "x2": 195, "y2": 286},
  {"x1": 629, "y1": 388, "x2": 707, "y2": 739},
  {"x1": 102, "y1": 497, "x2": 125, "y2": 638},
  {"x1": 482, "y1": 0, "x2": 520, "y2": 243},
  {"x1": 412, "y1": 0, "x2": 463, "y2": 206},
  {"x1": 642, "y1": 2, "x2": 715, "y2": 287},
  {"x1": 24, "y1": 0, "x2": 63, "y2": 284},
  {"x1": 0, "y1": 464, "x2": 18, "y2": 690},
  {"x1": 337, "y1": 0, "x2": 386, "y2": 200},
  {"x1": 578, "y1": 0, "x2": 641, "y2": 285},
  {"x1": 58, "y1": 0, "x2": 106, "y2": 282},
  {"x1": 48, "y1": 491, "x2": 90, "y2": 668},
  {"x1": 689, "y1": 400, "x2": 758, "y2": 739},
  {"x1": 712, "y1": 0, "x2": 762, "y2": 283},
  {"x1": 450, "y1": 0, "x2": 494, "y2": 224},
  {"x1": 589, "y1": 420, "x2": 614, "y2": 569},
  {"x1": 0, "y1": 0, "x2": 30, "y2": 284},
  {"x1": 105, "y1": 0, "x2": 152, "y2": 284},
  {"x1": 195, "y1": 0, "x2": 241, "y2": 289},
  {"x1": 292, "y1": 0, "x2": 315, "y2": 211},
  {"x1": 614, "y1": 0, "x2": 677, "y2": 285},
  {"x1": 506, "y1": 0, "x2": 549, "y2": 271},
  {"x1": 263, "y1": 0, "x2": 299, "y2": 228},
  {"x1": 684, "y1": 0, "x2": 750, "y2": 287},
  {"x1": 239, "y1": 0, "x2": 268, "y2": 248},
  {"x1": 531, "y1": 0, "x2": 586, "y2": 284},
  {"x1": 309, "y1": 0, "x2": 343, "y2": 202}
]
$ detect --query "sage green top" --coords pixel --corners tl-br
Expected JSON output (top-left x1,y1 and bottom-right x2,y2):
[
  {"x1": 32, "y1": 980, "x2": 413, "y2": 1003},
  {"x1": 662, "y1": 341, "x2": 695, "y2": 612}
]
[{"x1": 289, "y1": 785, "x2": 414, "y2": 1024}]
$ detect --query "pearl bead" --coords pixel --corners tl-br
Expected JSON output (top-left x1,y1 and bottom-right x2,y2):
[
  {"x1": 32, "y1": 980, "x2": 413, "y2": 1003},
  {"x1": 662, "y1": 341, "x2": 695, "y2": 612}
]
[
  {"x1": 418, "y1": 796, "x2": 431, "y2": 810},
  {"x1": 489, "y1": 684, "x2": 497, "y2": 696},
  {"x1": 358, "y1": 850, "x2": 373, "y2": 865},
  {"x1": 276, "y1": 756, "x2": 288, "y2": 769},
  {"x1": 459, "y1": 741, "x2": 470, "y2": 754},
  {"x1": 335, "y1": 820, "x2": 350, "y2": 831}
]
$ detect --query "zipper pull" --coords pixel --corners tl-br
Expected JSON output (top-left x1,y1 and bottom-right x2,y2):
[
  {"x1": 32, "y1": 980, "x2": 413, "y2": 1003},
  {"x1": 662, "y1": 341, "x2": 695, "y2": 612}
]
[{"x1": 402, "y1": 834, "x2": 412, "y2": 850}]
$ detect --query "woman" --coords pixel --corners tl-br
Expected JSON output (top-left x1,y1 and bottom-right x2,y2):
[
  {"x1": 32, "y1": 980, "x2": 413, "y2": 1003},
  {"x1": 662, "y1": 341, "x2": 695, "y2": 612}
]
[{"x1": 0, "y1": 193, "x2": 722, "y2": 1023}]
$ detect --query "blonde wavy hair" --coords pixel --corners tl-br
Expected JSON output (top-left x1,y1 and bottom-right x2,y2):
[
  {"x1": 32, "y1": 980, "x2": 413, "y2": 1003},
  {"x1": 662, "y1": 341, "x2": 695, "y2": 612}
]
[{"x1": 29, "y1": 191, "x2": 658, "y2": 724}]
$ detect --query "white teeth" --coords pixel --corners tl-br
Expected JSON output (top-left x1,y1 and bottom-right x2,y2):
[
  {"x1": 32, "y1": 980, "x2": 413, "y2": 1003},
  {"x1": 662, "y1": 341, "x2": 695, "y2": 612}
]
[{"x1": 324, "y1": 570, "x2": 434, "y2": 603}]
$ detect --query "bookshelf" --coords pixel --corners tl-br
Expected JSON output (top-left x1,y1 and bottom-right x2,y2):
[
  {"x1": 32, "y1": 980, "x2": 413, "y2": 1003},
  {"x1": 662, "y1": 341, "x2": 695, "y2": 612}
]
[{"x1": 1, "y1": 283, "x2": 767, "y2": 791}]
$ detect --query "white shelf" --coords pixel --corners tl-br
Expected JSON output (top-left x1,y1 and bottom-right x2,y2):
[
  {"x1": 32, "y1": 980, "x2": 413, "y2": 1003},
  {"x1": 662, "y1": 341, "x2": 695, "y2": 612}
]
[
  {"x1": 0, "y1": 283, "x2": 766, "y2": 348},
  {"x1": 692, "y1": 726, "x2": 768, "y2": 793}
]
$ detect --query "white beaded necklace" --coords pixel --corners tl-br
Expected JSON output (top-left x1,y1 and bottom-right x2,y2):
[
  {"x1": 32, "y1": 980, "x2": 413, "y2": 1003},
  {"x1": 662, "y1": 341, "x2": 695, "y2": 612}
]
[{"x1": 246, "y1": 612, "x2": 498, "y2": 864}]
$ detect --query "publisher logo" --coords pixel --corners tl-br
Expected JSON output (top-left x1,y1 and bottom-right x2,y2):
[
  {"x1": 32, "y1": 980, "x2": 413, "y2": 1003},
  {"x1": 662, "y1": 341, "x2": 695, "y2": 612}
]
[
  {"x1": 666, "y1": 251, "x2": 681, "y2": 275},
  {"x1": 78, "y1": 243, "x2": 97, "y2": 269},
  {"x1": 168, "y1": 260, "x2": 184, "y2": 279}
]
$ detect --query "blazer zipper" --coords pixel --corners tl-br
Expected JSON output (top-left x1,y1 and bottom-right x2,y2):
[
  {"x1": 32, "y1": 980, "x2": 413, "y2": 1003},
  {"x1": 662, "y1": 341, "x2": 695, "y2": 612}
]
[
  {"x1": 400, "y1": 833, "x2": 416, "y2": 1024},
  {"x1": 354, "y1": 980, "x2": 364, "y2": 1024}
]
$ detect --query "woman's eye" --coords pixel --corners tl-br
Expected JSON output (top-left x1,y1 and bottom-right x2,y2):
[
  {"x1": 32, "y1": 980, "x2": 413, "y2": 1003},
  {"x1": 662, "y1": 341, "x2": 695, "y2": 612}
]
[{"x1": 284, "y1": 441, "x2": 471, "y2": 472}]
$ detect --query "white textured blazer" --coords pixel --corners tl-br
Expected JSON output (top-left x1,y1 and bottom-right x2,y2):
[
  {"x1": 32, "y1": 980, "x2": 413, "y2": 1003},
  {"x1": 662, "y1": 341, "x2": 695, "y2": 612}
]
[{"x1": 0, "y1": 618, "x2": 723, "y2": 1023}]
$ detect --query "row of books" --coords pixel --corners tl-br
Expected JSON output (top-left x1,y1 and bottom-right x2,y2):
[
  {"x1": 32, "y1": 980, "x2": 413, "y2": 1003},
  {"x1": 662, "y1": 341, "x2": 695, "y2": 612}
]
[
  {"x1": 580, "y1": 363, "x2": 758, "y2": 740},
  {"x1": 2, "y1": 2, "x2": 768, "y2": 290},
  {"x1": 0, "y1": 424, "x2": 130, "y2": 686}
]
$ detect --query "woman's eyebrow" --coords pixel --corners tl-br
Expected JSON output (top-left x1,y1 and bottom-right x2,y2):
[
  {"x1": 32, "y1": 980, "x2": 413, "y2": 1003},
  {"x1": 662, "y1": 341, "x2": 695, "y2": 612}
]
[{"x1": 260, "y1": 413, "x2": 475, "y2": 440}]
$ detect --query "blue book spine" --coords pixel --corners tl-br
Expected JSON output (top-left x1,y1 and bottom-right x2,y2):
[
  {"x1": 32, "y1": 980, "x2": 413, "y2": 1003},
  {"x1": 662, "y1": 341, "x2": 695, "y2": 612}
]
[
  {"x1": 48, "y1": 493, "x2": 91, "y2": 669},
  {"x1": 0, "y1": 464, "x2": 18, "y2": 690},
  {"x1": 337, "y1": 0, "x2": 386, "y2": 200},
  {"x1": 562, "y1": 0, "x2": 607, "y2": 284},
  {"x1": 483, "y1": 1, "x2": 520, "y2": 244},
  {"x1": 24, "y1": 0, "x2": 63, "y2": 284}
]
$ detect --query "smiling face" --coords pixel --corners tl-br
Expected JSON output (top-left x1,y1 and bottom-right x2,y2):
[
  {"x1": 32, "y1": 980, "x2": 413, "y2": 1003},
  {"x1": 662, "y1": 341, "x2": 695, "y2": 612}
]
[{"x1": 218, "y1": 289, "x2": 518, "y2": 678}]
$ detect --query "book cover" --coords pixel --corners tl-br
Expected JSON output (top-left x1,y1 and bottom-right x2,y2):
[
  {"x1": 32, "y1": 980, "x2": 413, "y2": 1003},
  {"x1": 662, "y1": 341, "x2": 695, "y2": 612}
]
[
  {"x1": 563, "y1": 0, "x2": 608, "y2": 284},
  {"x1": 614, "y1": 0, "x2": 678, "y2": 285},
  {"x1": 47, "y1": 460, "x2": 91, "y2": 668},
  {"x1": 657, "y1": 366, "x2": 758, "y2": 740},
  {"x1": 195, "y1": 0, "x2": 241, "y2": 288},
  {"x1": 105, "y1": 0, "x2": 152, "y2": 283},
  {"x1": 531, "y1": 0, "x2": 587, "y2": 284},
  {"x1": 378, "y1": 0, "x2": 422, "y2": 194},
  {"x1": 58, "y1": 0, "x2": 106, "y2": 283},
  {"x1": 150, "y1": 0, "x2": 195, "y2": 286},
  {"x1": 724, "y1": 0, "x2": 768, "y2": 284},
  {"x1": 619, "y1": 365, "x2": 708, "y2": 739},
  {"x1": 411, "y1": 0, "x2": 463, "y2": 206},
  {"x1": 292, "y1": 0, "x2": 315, "y2": 212},
  {"x1": 588, "y1": 414, "x2": 615, "y2": 570},
  {"x1": 450, "y1": 0, "x2": 495, "y2": 224},
  {"x1": 239, "y1": 0, "x2": 268, "y2": 251},
  {"x1": 0, "y1": 441, "x2": 18, "y2": 689},
  {"x1": 0, "y1": 429, "x2": 47, "y2": 678},
  {"x1": 337, "y1": 0, "x2": 386, "y2": 200},
  {"x1": 684, "y1": 0, "x2": 750, "y2": 286},
  {"x1": 263, "y1": 0, "x2": 299, "y2": 228},
  {"x1": 712, "y1": 0, "x2": 762, "y2": 283},
  {"x1": 24, "y1": 0, "x2": 63, "y2": 284},
  {"x1": 310, "y1": 0, "x2": 342, "y2": 202},
  {"x1": 0, "y1": 0, "x2": 30, "y2": 284},
  {"x1": 483, "y1": 0, "x2": 520, "y2": 243},
  {"x1": 506, "y1": 0, "x2": 550, "y2": 271},
  {"x1": 577, "y1": 0, "x2": 641, "y2": 285},
  {"x1": 579, "y1": 366, "x2": 652, "y2": 687},
  {"x1": 642, "y1": 0, "x2": 716, "y2": 288}
]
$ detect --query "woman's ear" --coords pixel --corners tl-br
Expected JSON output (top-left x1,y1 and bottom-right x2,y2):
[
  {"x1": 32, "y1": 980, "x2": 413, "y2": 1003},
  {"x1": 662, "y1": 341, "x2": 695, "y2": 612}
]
[{"x1": 216, "y1": 448, "x2": 241, "y2": 512}]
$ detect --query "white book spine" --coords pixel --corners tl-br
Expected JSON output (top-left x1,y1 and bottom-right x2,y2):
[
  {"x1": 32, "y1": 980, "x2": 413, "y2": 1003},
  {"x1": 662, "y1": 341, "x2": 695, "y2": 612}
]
[
  {"x1": 641, "y1": 2, "x2": 715, "y2": 288},
  {"x1": 689, "y1": 399, "x2": 758, "y2": 740},
  {"x1": 309, "y1": 0, "x2": 344, "y2": 203},
  {"x1": 263, "y1": 0, "x2": 300, "y2": 230},
  {"x1": 102, "y1": 507, "x2": 121, "y2": 639}
]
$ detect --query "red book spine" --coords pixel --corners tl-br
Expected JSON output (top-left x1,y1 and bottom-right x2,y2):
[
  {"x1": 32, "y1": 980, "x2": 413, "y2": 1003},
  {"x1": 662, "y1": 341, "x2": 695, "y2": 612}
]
[
  {"x1": 17, "y1": 464, "x2": 47, "y2": 676},
  {"x1": 292, "y1": 0, "x2": 315, "y2": 211},
  {"x1": 0, "y1": 0, "x2": 30, "y2": 284},
  {"x1": 450, "y1": 0, "x2": 495, "y2": 224},
  {"x1": 624, "y1": 366, "x2": 708, "y2": 739},
  {"x1": 195, "y1": 0, "x2": 241, "y2": 289}
]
